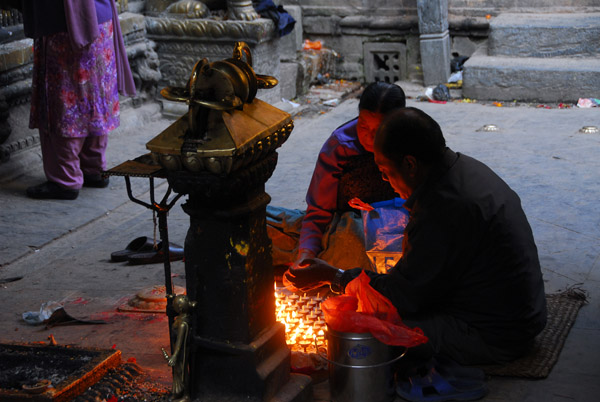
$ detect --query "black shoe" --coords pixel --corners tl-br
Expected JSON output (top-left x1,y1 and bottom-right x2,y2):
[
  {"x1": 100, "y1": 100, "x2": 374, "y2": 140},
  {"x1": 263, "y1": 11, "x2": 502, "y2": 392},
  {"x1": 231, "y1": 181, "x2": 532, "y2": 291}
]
[
  {"x1": 127, "y1": 242, "x2": 185, "y2": 265},
  {"x1": 83, "y1": 174, "x2": 110, "y2": 188},
  {"x1": 0, "y1": 28, "x2": 12, "y2": 44},
  {"x1": 26, "y1": 182, "x2": 79, "y2": 200}
]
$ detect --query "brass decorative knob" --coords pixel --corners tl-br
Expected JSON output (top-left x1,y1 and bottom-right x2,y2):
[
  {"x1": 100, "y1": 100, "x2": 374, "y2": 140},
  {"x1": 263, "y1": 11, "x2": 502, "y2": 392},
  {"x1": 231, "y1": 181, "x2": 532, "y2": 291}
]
[
  {"x1": 160, "y1": 41, "x2": 278, "y2": 111},
  {"x1": 160, "y1": 41, "x2": 278, "y2": 137},
  {"x1": 148, "y1": 41, "x2": 291, "y2": 175}
]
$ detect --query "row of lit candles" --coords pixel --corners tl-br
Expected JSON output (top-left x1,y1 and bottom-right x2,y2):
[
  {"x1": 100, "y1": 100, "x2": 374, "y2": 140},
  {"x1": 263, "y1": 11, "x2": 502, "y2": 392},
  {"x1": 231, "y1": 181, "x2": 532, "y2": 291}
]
[{"x1": 275, "y1": 287, "x2": 328, "y2": 353}]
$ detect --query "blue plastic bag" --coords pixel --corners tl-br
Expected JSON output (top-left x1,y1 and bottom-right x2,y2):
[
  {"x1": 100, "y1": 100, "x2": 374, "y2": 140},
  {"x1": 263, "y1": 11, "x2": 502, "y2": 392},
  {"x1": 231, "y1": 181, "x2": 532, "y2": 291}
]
[{"x1": 349, "y1": 197, "x2": 409, "y2": 273}]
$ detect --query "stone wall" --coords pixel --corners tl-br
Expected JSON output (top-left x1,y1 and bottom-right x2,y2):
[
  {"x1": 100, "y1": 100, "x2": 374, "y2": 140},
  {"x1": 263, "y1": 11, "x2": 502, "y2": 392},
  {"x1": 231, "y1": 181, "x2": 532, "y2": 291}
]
[
  {"x1": 279, "y1": 0, "x2": 463, "y2": 83},
  {"x1": 449, "y1": 0, "x2": 600, "y2": 15},
  {"x1": 278, "y1": 0, "x2": 600, "y2": 83}
]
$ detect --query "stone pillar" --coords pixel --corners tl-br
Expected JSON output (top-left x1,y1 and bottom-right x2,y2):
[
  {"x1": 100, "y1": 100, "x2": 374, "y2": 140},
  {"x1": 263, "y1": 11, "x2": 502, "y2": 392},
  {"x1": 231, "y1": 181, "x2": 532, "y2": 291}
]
[
  {"x1": 167, "y1": 152, "x2": 311, "y2": 401},
  {"x1": 417, "y1": 0, "x2": 451, "y2": 86}
]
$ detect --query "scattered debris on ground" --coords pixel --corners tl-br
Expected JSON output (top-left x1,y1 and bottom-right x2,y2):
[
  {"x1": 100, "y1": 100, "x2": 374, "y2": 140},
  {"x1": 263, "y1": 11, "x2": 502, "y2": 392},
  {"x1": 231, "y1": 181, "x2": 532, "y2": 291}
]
[
  {"x1": 287, "y1": 79, "x2": 595, "y2": 115},
  {"x1": 284, "y1": 79, "x2": 363, "y2": 118}
]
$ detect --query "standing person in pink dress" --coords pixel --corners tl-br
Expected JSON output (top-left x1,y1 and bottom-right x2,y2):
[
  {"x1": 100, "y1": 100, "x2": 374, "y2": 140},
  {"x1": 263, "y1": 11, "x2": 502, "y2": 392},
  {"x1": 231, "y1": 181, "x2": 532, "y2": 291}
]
[{"x1": 23, "y1": 0, "x2": 136, "y2": 200}]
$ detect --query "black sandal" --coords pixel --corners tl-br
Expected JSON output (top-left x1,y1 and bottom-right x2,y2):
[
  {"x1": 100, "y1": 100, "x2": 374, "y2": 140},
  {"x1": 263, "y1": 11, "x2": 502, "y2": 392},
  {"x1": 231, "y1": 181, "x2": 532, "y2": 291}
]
[{"x1": 26, "y1": 182, "x2": 79, "y2": 200}]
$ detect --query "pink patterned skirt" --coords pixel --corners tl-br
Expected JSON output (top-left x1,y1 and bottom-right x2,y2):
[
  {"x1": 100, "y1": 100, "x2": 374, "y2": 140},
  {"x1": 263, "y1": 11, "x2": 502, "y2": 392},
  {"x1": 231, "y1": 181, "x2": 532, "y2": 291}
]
[{"x1": 29, "y1": 20, "x2": 120, "y2": 138}]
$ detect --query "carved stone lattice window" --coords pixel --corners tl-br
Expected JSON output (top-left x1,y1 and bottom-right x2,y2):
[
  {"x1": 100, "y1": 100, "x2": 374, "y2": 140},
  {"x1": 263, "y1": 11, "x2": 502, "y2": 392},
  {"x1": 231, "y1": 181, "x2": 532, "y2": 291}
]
[{"x1": 363, "y1": 42, "x2": 407, "y2": 83}]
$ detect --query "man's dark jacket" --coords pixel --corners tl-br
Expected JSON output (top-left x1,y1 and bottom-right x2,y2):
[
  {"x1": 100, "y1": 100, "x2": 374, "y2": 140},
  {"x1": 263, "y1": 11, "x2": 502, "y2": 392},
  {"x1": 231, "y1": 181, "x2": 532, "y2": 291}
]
[{"x1": 343, "y1": 149, "x2": 547, "y2": 349}]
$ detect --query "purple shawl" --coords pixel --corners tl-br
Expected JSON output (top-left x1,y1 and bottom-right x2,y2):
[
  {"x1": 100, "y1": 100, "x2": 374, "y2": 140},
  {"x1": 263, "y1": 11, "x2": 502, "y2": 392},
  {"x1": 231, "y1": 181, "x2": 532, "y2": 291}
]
[{"x1": 63, "y1": 0, "x2": 136, "y2": 96}]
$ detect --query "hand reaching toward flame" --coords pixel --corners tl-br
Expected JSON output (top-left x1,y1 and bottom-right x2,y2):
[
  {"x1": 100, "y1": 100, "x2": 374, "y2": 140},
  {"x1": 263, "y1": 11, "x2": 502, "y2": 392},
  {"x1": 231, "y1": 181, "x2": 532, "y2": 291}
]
[
  {"x1": 292, "y1": 249, "x2": 317, "y2": 269},
  {"x1": 283, "y1": 258, "x2": 339, "y2": 292}
]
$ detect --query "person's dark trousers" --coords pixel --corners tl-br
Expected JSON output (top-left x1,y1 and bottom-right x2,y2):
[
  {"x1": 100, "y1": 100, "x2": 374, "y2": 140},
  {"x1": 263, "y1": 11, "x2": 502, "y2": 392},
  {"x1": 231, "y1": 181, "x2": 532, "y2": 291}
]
[
  {"x1": 403, "y1": 313, "x2": 532, "y2": 366},
  {"x1": 391, "y1": 342, "x2": 435, "y2": 378}
]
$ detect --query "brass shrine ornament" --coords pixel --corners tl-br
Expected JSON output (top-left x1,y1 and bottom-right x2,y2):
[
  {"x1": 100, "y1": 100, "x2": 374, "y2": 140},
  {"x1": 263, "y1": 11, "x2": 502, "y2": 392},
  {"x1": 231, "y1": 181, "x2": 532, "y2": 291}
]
[{"x1": 147, "y1": 42, "x2": 292, "y2": 175}]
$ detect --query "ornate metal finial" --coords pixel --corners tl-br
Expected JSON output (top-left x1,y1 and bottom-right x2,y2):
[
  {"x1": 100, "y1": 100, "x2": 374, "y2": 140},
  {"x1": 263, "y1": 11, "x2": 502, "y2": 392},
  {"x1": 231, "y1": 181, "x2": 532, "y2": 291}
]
[
  {"x1": 148, "y1": 41, "x2": 291, "y2": 175},
  {"x1": 160, "y1": 41, "x2": 278, "y2": 139}
]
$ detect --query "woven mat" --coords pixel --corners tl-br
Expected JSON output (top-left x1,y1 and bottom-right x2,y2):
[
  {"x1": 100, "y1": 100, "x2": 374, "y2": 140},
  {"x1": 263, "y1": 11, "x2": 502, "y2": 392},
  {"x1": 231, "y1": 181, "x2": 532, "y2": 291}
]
[{"x1": 479, "y1": 290, "x2": 587, "y2": 378}]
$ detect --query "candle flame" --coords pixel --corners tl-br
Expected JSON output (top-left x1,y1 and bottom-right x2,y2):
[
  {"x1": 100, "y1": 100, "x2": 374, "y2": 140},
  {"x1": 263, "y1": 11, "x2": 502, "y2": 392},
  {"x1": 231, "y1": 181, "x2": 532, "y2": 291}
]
[{"x1": 275, "y1": 284, "x2": 326, "y2": 353}]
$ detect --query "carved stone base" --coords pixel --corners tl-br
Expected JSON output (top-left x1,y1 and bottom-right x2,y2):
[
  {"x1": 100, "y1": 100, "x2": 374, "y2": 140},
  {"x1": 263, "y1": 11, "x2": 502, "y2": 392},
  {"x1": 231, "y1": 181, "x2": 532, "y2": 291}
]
[
  {"x1": 0, "y1": 38, "x2": 33, "y2": 148},
  {"x1": 146, "y1": 17, "x2": 281, "y2": 104},
  {"x1": 189, "y1": 323, "x2": 312, "y2": 401},
  {"x1": 119, "y1": 12, "x2": 162, "y2": 106}
]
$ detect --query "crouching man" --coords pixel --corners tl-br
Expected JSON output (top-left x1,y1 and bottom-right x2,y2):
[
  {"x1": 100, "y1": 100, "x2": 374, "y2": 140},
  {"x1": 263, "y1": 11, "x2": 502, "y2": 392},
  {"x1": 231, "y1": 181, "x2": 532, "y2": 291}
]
[{"x1": 285, "y1": 107, "x2": 547, "y2": 400}]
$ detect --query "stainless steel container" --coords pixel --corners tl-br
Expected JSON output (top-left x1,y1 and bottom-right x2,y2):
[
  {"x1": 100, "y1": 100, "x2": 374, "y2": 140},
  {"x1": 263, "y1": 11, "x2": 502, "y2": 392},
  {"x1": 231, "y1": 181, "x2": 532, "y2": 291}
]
[{"x1": 326, "y1": 328, "x2": 405, "y2": 402}]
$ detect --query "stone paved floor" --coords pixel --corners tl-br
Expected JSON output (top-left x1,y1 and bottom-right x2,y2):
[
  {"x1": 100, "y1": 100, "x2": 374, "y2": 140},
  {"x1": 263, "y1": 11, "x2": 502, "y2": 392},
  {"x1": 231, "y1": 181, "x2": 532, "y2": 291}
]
[{"x1": 0, "y1": 81, "x2": 599, "y2": 401}]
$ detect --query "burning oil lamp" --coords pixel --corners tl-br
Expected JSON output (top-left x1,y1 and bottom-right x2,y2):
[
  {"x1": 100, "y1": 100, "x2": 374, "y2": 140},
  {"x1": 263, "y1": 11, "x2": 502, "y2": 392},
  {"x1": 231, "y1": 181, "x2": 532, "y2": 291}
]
[{"x1": 299, "y1": 339, "x2": 311, "y2": 353}]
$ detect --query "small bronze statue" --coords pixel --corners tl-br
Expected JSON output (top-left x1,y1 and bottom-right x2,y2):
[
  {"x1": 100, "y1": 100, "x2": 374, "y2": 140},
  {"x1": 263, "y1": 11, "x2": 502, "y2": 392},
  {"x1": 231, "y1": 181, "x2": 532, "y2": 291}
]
[{"x1": 162, "y1": 294, "x2": 197, "y2": 402}]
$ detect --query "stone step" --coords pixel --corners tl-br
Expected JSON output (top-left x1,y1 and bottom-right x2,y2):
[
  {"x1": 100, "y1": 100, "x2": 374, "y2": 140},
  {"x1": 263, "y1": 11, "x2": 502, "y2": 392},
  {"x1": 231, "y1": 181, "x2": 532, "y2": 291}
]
[
  {"x1": 489, "y1": 13, "x2": 600, "y2": 58},
  {"x1": 462, "y1": 45, "x2": 600, "y2": 103}
]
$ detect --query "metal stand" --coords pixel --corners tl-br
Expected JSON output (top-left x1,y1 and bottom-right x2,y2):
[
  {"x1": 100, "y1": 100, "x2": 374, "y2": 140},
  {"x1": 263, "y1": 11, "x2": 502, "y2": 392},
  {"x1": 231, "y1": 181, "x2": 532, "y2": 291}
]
[{"x1": 105, "y1": 159, "x2": 183, "y2": 352}]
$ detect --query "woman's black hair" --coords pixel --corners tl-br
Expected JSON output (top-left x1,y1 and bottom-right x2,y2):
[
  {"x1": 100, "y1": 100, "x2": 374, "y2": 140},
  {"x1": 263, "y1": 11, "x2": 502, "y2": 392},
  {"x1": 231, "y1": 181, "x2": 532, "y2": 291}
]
[
  {"x1": 359, "y1": 82, "x2": 406, "y2": 113},
  {"x1": 376, "y1": 107, "x2": 447, "y2": 166}
]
